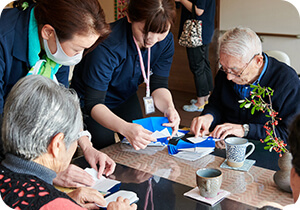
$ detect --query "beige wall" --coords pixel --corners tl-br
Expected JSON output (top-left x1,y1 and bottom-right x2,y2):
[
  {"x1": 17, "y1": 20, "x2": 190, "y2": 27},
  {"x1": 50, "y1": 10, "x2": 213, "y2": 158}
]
[
  {"x1": 220, "y1": 0, "x2": 300, "y2": 73},
  {"x1": 99, "y1": 0, "x2": 115, "y2": 23}
]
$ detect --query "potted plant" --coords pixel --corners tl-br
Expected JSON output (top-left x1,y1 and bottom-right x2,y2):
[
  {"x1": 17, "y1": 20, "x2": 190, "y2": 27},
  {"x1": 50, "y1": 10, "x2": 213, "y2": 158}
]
[{"x1": 239, "y1": 84, "x2": 292, "y2": 192}]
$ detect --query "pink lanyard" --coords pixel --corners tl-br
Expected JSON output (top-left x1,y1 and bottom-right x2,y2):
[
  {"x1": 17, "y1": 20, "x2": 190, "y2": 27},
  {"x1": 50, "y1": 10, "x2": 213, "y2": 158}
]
[{"x1": 133, "y1": 36, "x2": 151, "y2": 97}]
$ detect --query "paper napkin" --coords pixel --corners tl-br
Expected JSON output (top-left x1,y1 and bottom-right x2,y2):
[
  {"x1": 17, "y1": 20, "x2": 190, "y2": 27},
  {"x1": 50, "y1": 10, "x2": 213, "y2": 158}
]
[{"x1": 220, "y1": 159, "x2": 256, "y2": 172}]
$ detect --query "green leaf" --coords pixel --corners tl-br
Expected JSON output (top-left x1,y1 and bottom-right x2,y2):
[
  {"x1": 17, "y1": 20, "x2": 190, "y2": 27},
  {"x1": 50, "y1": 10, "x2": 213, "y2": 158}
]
[
  {"x1": 251, "y1": 107, "x2": 255, "y2": 115},
  {"x1": 264, "y1": 146, "x2": 271, "y2": 150},
  {"x1": 244, "y1": 103, "x2": 251, "y2": 108},
  {"x1": 238, "y1": 100, "x2": 245, "y2": 103}
]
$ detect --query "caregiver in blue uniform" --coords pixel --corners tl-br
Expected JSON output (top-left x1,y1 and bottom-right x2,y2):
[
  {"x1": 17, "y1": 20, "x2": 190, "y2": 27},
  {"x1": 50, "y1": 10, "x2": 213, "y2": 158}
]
[
  {"x1": 71, "y1": 0, "x2": 181, "y2": 150},
  {"x1": 0, "y1": 0, "x2": 117, "y2": 189}
]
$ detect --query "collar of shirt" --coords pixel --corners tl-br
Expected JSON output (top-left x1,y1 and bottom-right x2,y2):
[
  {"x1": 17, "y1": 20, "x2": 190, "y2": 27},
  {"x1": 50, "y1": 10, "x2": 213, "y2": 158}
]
[
  {"x1": 233, "y1": 53, "x2": 268, "y2": 99},
  {"x1": 1, "y1": 153, "x2": 57, "y2": 185}
]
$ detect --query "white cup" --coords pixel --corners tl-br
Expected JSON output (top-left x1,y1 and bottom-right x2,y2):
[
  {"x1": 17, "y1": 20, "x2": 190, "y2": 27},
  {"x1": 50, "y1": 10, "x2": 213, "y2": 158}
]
[{"x1": 225, "y1": 137, "x2": 255, "y2": 168}]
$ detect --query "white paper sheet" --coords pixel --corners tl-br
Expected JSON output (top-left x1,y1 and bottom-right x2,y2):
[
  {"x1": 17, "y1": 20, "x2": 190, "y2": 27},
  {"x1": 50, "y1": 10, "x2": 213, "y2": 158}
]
[{"x1": 84, "y1": 168, "x2": 120, "y2": 192}]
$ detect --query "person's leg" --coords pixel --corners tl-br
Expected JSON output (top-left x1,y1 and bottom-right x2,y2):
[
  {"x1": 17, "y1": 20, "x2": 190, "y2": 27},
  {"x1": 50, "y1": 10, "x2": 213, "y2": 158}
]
[
  {"x1": 85, "y1": 93, "x2": 143, "y2": 149},
  {"x1": 184, "y1": 45, "x2": 213, "y2": 111}
]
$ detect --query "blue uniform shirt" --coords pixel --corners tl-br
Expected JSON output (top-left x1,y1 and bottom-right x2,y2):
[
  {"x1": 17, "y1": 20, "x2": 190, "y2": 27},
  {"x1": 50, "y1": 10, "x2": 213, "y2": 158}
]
[
  {"x1": 0, "y1": 5, "x2": 69, "y2": 114},
  {"x1": 72, "y1": 17, "x2": 174, "y2": 109}
]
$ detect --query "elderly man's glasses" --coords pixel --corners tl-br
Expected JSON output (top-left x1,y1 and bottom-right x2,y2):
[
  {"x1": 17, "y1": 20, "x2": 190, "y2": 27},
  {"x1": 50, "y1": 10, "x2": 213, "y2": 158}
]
[{"x1": 219, "y1": 53, "x2": 260, "y2": 77}]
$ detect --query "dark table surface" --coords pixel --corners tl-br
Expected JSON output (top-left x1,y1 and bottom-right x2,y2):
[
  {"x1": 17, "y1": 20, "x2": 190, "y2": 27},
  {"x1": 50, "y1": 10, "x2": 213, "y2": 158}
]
[{"x1": 73, "y1": 156, "x2": 258, "y2": 210}]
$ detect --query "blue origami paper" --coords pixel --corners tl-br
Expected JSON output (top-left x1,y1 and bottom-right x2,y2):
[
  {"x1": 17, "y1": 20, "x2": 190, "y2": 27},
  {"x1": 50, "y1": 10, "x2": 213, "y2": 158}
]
[
  {"x1": 133, "y1": 117, "x2": 172, "y2": 145},
  {"x1": 133, "y1": 117, "x2": 172, "y2": 133},
  {"x1": 168, "y1": 137, "x2": 215, "y2": 155}
]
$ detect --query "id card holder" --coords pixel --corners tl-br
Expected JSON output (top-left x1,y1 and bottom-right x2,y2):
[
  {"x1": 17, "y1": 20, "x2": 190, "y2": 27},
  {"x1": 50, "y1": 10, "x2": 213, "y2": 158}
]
[{"x1": 143, "y1": 96, "x2": 155, "y2": 115}]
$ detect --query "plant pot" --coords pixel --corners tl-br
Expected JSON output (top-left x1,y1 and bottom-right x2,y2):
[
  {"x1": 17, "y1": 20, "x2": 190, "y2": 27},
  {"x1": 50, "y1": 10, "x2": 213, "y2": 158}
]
[{"x1": 273, "y1": 152, "x2": 292, "y2": 193}]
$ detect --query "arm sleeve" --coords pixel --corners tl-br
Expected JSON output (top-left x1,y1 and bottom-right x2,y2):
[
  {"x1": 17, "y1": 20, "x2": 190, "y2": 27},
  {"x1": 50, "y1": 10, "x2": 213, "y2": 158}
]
[
  {"x1": 150, "y1": 74, "x2": 168, "y2": 94},
  {"x1": 40, "y1": 198, "x2": 84, "y2": 210},
  {"x1": 84, "y1": 85, "x2": 107, "y2": 116}
]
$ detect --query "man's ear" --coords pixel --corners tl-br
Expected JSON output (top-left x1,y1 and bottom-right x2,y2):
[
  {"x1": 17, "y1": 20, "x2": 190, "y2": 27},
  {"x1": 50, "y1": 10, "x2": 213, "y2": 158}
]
[
  {"x1": 255, "y1": 54, "x2": 264, "y2": 67},
  {"x1": 41, "y1": 24, "x2": 55, "y2": 40},
  {"x1": 48, "y1": 133, "x2": 65, "y2": 158}
]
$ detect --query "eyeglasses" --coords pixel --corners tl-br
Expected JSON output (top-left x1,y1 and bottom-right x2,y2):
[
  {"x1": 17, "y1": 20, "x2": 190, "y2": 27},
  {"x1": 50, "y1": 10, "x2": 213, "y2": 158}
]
[{"x1": 219, "y1": 53, "x2": 260, "y2": 78}]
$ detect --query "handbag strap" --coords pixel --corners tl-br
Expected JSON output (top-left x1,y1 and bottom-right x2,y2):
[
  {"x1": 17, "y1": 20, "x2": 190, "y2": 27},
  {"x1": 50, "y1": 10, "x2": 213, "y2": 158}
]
[{"x1": 191, "y1": 0, "x2": 197, "y2": 19}]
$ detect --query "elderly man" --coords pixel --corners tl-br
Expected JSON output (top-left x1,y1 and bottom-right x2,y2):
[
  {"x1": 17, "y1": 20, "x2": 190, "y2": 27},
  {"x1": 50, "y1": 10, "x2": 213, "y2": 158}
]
[
  {"x1": 190, "y1": 27, "x2": 300, "y2": 148},
  {"x1": 0, "y1": 75, "x2": 136, "y2": 209}
]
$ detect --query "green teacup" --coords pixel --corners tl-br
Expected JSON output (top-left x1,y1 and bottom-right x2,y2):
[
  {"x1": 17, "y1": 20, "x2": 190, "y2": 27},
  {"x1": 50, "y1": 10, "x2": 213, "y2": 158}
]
[{"x1": 196, "y1": 168, "x2": 222, "y2": 198}]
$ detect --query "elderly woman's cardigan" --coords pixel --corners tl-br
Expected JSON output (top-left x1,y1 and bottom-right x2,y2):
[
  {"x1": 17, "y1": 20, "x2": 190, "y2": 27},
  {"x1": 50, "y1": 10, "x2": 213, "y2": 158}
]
[{"x1": 0, "y1": 154, "x2": 84, "y2": 209}]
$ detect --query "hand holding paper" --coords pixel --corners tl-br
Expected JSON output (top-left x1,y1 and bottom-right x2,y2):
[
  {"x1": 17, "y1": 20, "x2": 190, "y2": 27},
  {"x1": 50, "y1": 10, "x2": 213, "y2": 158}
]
[{"x1": 123, "y1": 122, "x2": 156, "y2": 150}]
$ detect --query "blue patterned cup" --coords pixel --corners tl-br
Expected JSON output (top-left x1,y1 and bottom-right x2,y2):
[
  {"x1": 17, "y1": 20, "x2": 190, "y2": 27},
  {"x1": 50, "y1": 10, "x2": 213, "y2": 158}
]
[
  {"x1": 225, "y1": 137, "x2": 255, "y2": 168},
  {"x1": 196, "y1": 168, "x2": 222, "y2": 198}
]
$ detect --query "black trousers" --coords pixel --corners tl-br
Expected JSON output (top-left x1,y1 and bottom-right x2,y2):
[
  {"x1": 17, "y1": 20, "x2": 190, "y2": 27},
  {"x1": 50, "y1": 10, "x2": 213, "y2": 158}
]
[
  {"x1": 186, "y1": 44, "x2": 213, "y2": 97},
  {"x1": 84, "y1": 93, "x2": 143, "y2": 150}
]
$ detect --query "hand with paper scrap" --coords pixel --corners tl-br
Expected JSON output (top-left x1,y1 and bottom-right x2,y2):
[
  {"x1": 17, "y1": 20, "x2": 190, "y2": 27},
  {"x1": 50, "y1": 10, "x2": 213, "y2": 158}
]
[
  {"x1": 123, "y1": 123, "x2": 156, "y2": 150},
  {"x1": 82, "y1": 146, "x2": 116, "y2": 179},
  {"x1": 163, "y1": 106, "x2": 181, "y2": 139},
  {"x1": 190, "y1": 114, "x2": 214, "y2": 137}
]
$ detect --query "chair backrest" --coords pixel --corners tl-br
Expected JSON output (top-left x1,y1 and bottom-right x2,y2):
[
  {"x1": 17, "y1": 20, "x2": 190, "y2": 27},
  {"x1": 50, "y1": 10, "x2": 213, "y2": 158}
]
[{"x1": 265, "y1": 50, "x2": 291, "y2": 66}]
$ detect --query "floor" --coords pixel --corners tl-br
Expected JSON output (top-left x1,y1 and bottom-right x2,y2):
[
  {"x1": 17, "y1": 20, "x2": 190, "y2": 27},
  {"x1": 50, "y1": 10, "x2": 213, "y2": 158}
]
[{"x1": 137, "y1": 86, "x2": 201, "y2": 128}]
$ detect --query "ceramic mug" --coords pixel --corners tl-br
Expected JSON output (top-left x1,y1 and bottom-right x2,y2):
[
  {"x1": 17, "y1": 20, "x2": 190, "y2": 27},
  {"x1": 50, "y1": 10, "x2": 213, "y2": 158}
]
[
  {"x1": 225, "y1": 137, "x2": 255, "y2": 168},
  {"x1": 196, "y1": 168, "x2": 222, "y2": 198}
]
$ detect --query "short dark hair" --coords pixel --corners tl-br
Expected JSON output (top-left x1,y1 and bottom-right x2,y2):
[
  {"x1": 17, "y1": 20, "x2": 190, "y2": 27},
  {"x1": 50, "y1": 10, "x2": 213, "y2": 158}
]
[
  {"x1": 127, "y1": 0, "x2": 176, "y2": 36},
  {"x1": 288, "y1": 114, "x2": 300, "y2": 176}
]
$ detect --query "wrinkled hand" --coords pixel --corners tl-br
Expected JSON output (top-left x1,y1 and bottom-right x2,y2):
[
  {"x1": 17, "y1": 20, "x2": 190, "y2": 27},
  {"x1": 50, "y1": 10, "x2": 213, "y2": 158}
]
[
  {"x1": 163, "y1": 106, "x2": 180, "y2": 138},
  {"x1": 53, "y1": 164, "x2": 94, "y2": 188},
  {"x1": 124, "y1": 123, "x2": 156, "y2": 150},
  {"x1": 107, "y1": 197, "x2": 137, "y2": 210},
  {"x1": 68, "y1": 187, "x2": 106, "y2": 209},
  {"x1": 210, "y1": 123, "x2": 244, "y2": 140},
  {"x1": 83, "y1": 146, "x2": 116, "y2": 179},
  {"x1": 190, "y1": 114, "x2": 213, "y2": 137},
  {"x1": 215, "y1": 140, "x2": 226, "y2": 149}
]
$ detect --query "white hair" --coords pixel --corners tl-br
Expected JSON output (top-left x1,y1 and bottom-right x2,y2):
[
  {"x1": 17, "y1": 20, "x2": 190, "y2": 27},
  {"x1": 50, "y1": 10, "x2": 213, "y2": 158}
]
[
  {"x1": 2, "y1": 75, "x2": 83, "y2": 160},
  {"x1": 219, "y1": 27, "x2": 262, "y2": 62}
]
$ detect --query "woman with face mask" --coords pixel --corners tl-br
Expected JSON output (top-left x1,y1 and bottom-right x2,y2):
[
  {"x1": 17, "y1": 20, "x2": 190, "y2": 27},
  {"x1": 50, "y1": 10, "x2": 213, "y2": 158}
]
[
  {"x1": 71, "y1": 0, "x2": 181, "y2": 151},
  {"x1": 0, "y1": 0, "x2": 117, "y2": 190}
]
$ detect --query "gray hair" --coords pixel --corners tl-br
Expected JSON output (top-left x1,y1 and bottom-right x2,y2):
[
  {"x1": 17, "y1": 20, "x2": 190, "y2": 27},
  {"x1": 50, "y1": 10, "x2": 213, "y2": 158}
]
[
  {"x1": 219, "y1": 27, "x2": 262, "y2": 62},
  {"x1": 2, "y1": 75, "x2": 83, "y2": 160}
]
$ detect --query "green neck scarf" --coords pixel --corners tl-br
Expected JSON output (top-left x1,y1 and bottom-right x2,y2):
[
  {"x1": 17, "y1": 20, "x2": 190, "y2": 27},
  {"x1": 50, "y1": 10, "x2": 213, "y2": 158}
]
[{"x1": 27, "y1": 8, "x2": 61, "y2": 83}]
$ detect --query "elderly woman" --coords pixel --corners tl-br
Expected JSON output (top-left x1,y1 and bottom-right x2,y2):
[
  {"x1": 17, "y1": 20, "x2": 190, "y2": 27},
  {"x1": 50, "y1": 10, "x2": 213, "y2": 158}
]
[{"x1": 0, "y1": 75, "x2": 136, "y2": 209}]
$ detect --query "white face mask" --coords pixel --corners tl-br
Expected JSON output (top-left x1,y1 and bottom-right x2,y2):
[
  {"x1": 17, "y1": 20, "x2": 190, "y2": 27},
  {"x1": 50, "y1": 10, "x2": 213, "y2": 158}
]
[{"x1": 43, "y1": 32, "x2": 83, "y2": 66}]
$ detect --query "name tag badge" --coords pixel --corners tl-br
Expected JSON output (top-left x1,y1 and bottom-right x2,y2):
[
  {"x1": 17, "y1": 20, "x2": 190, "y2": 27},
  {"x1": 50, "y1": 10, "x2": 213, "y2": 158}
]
[{"x1": 143, "y1": 96, "x2": 155, "y2": 115}]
